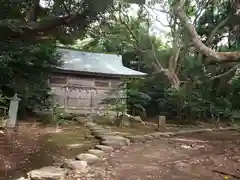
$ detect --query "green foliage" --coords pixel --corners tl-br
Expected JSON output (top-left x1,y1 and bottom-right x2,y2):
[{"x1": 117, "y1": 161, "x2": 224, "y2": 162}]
[
  {"x1": 0, "y1": 41, "x2": 62, "y2": 115},
  {"x1": 50, "y1": 105, "x2": 67, "y2": 126},
  {"x1": 75, "y1": 1, "x2": 240, "y2": 124}
]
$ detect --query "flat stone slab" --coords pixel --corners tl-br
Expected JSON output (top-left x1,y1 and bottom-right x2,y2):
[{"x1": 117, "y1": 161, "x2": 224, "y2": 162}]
[
  {"x1": 61, "y1": 159, "x2": 87, "y2": 171},
  {"x1": 150, "y1": 132, "x2": 170, "y2": 138},
  {"x1": 85, "y1": 122, "x2": 97, "y2": 127},
  {"x1": 90, "y1": 126, "x2": 106, "y2": 131},
  {"x1": 173, "y1": 129, "x2": 212, "y2": 135},
  {"x1": 27, "y1": 166, "x2": 68, "y2": 180},
  {"x1": 114, "y1": 131, "x2": 130, "y2": 136},
  {"x1": 101, "y1": 140, "x2": 125, "y2": 149},
  {"x1": 95, "y1": 145, "x2": 114, "y2": 153},
  {"x1": 127, "y1": 135, "x2": 147, "y2": 143},
  {"x1": 92, "y1": 129, "x2": 110, "y2": 134},
  {"x1": 144, "y1": 135, "x2": 154, "y2": 140},
  {"x1": 87, "y1": 149, "x2": 105, "y2": 158},
  {"x1": 67, "y1": 143, "x2": 84, "y2": 148},
  {"x1": 14, "y1": 177, "x2": 28, "y2": 180},
  {"x1": 102, "y1": 136, "x2": 130, "y2": 145},
  {"x1": 215, "y1": 127, "x2": 238, "y2": 131},
  {"x1": 76, "y1": 153, "x2": 101, "y2": 165},
  {"x1": 93, "y1": 132, "x2": 115, "y2": 138}
]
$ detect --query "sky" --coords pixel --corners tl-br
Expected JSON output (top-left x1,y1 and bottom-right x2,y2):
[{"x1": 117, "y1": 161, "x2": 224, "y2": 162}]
[{"x1": 129, "y1": 1, "x2": 170, "y2": 41}]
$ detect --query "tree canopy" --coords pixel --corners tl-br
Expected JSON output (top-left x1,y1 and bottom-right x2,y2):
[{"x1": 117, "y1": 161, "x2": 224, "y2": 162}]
[{"x1": 74, "y1": 0, "x2": 240, "y2": 122}]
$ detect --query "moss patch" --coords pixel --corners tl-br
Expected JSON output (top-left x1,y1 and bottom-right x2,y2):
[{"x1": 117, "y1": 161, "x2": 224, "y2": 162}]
[{"x1": 44, "y1": 125, "x2": 98, "y2": 158}]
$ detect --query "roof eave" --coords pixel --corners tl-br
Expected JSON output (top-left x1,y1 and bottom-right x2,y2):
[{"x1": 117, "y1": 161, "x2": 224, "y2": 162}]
[{"x1": 54, "y1": 68, "x2": 147, "y2": 78}]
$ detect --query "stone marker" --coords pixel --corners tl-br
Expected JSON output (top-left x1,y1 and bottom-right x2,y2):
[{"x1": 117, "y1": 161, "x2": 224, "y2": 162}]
[
  {"x1": 61, "y1": 159, "x2": 87, "y2": 171},
  {"x1": 7, "y1": 93, "x2": 20, "y2": 128},
  {"x1": 157, "y1": 115, "x2": 166, "y2": 130},
  {"x1": 76, "y1": 153, "x2": 101, "y2": 165},
  {"x1": 95, "y1": 145, "x2": 114, "y2": 153},
  {"x1": 87, "y1": 149, "x2": 105, "y2": 158},
  {"x1": 27, "y1": 166, "x2": 68, "y2": 180}
]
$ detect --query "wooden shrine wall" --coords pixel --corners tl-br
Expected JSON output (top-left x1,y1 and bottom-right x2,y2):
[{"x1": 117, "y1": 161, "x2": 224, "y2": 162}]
[{"x1": 49, "y1": 73, "x2": 125, "y2": 112}]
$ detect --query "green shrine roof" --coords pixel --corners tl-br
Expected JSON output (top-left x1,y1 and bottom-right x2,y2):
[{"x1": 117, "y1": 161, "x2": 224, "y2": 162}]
[{"x1": 57, "y1": 48, "x2": 146, "y2": 76}]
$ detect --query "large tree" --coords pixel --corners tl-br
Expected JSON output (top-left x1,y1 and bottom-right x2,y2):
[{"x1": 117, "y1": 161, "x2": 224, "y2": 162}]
[
  {"x1": 172, "y1": 0, "x2": 240, "y2": 63},
  {"x1": 1, "y1": 0, "x2": 144, "y2": 43},
  {"x1": 76, "y1": 1, "x2": 240, "y2": 121}
]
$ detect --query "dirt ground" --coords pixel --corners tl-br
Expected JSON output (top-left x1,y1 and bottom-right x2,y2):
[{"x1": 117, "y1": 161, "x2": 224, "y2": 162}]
[
  {"x1": 0, "y1": 122, "x2": 97, "y2": 180},
  {"x1": 68, "y1": 130, "x2": 240, "y2": 180}
]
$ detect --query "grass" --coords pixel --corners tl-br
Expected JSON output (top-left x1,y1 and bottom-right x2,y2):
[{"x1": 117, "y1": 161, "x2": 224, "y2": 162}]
[{"x1": 42, "y1": 124, "x2": 98, "y2": 159}]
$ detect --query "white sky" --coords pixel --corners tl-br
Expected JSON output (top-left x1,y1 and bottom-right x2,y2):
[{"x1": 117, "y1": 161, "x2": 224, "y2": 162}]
[{"x1": 129, "y1": 1, "x2": 170, "y2": 42}]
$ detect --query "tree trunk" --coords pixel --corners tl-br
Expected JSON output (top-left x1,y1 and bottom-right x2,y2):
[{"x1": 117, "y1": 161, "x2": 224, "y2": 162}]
[{"x1": 173, "y1": 0, "x2": 240, "y2": 64}]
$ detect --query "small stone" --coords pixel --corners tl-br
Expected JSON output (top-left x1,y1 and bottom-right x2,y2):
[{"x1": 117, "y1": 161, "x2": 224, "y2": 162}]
[
  {"x1": 87, "y1": 149, "x2": 105, "y2": 158},
  {"x1": 27, "y1": 166, "x2": 68, "y2": 180},
  {"x1": 76, "y1": 153, "x2": 101, "y2": 165},
  {"x1": 95, "y1": 145, "x2": 114, "y2": 153},
  {"x1": 61, "y1": 159, "x2": 87, "y2": 171}
]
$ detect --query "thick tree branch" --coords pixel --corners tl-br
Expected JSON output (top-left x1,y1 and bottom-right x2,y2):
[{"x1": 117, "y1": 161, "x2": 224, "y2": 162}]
[
  {"x1": 5, "y1": 10, "x2": 94, "y2": 39},
  {"x1": 209, "y1": 64, "x2": 240, "y2": 80},
  {"x1": 2, "y1": 0, "x2": 113, "y2": 40},
  {"x1": 173, "y1": 0, "x2": 240, "y2": 63}
]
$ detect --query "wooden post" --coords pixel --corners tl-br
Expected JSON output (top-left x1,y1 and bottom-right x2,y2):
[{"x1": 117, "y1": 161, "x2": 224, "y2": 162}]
[{"x1": 157, "y1": 115, "x2": 166, "y2": 131}]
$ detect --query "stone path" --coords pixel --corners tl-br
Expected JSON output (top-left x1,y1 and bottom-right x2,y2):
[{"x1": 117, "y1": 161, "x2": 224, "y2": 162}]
[
  {"x1": 16, "y1": 119, "x2": 240, "y2": 180},
  {"x1": 67, "y1": 130, "x2": 240, "y2": 180},
  {"x1": 24, "y1": 120, "x2": 131, "y2": 180}
]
